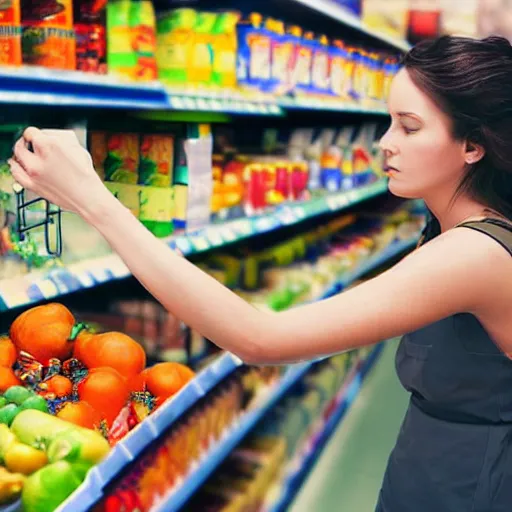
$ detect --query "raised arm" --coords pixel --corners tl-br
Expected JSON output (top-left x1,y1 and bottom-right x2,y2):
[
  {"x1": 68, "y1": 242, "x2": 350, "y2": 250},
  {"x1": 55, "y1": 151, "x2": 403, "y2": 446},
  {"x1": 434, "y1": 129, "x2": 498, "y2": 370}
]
[{"x1": 8, "y1": 128, "x2": 507, "y2": 364}]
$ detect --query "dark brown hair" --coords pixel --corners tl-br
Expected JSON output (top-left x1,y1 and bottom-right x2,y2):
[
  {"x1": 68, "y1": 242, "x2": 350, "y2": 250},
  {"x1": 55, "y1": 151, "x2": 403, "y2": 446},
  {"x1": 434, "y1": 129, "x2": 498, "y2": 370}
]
[{"x1": 402, "y1": 35, "x2": 512, "y2": 237}]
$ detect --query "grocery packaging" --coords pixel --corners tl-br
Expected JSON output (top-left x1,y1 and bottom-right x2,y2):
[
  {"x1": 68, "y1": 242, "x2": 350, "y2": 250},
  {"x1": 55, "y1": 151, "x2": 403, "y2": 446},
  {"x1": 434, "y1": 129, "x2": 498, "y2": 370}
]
[
  {"x1": 130, "y1": 0, "x2": 158, "y2": 80},
  {"x1": 237, "y1": 13, "x2": 271, "y2": 91},
  {"x1": 138, "y1": 134, "x2": 174, "y2": 187},
  {"x1": 21, "y1": 0, "x2": 76, "y2": 69},
  {"x1": 156, "y1": 8, "x2": 197, "y2": 86},
  {"x1": 102, "y1": 132, "x2": 140, "y2": 184},
  {"x1": 211, "y1": 11, "x2": 240, "y2": 88},
  {"x1": 0, "y1": 0, "x2": 21, "y2": 66}
]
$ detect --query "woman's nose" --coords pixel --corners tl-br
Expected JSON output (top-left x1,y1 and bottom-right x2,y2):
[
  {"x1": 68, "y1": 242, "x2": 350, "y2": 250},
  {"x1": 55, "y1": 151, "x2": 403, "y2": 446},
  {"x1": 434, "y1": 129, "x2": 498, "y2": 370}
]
[{"x1": 378, "y1": 127, "x2": 398, "y2": 155}]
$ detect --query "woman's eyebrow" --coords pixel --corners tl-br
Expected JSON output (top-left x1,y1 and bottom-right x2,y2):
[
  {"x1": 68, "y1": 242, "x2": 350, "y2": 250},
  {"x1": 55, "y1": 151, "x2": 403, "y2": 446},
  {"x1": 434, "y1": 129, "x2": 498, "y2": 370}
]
[{"x1": 397, "y1": 111, "x2": 422, "y2": 120}]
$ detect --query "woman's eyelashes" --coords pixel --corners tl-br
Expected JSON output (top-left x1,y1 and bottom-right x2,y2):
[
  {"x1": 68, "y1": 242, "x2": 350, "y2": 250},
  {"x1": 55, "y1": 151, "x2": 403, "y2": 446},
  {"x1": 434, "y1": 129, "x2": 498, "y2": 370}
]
[{"x1": 402, "y1": 125, "x2": 419, "y2": 135}]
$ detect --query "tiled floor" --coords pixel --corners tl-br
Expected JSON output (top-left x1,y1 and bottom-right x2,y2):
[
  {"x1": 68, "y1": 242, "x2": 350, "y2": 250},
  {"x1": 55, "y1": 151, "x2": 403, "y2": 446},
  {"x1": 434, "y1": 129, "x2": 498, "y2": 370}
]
[{"x1": 290, "y1": 340, "x2": 409, "y2": 512}]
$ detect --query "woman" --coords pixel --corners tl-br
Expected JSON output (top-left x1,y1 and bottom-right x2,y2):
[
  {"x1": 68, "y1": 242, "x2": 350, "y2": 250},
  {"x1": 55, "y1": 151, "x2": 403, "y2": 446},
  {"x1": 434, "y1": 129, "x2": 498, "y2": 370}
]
[{"x1": 8, "y1": 35, "x2": 512, "y2": 511}]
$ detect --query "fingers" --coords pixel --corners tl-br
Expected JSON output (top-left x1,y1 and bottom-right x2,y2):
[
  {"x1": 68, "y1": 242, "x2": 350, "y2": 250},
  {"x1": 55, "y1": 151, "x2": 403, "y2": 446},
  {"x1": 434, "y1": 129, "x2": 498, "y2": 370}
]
[
  {"x1": 8, "y1": 159, "x2": 35, "y2": 191},
  {"x1": 23, "y1": 127, "x2": 51, "y2": 157},
  {"x1": 13, "y1": 138, "x2": 42, "y2": 177}
]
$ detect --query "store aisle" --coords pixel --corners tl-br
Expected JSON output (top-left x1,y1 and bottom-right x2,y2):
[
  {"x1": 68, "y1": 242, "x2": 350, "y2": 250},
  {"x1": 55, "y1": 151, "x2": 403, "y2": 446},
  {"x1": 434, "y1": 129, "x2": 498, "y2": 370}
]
[{"x1": 290, "y1": 339, "x2": 409, "y2": 512}]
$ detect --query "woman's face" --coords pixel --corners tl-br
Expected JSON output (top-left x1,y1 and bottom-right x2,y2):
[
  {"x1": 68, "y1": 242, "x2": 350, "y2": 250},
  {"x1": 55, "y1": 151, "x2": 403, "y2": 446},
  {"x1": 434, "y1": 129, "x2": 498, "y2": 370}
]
[{"x1": 379, "y1": 68, "x2": 467, "y2": 200}]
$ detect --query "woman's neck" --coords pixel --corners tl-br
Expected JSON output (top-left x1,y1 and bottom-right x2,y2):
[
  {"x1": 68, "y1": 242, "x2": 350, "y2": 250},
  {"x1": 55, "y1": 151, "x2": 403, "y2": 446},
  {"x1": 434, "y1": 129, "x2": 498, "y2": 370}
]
[{"x1": 424, "y1": 193, "x2": 489, "y2": 232}]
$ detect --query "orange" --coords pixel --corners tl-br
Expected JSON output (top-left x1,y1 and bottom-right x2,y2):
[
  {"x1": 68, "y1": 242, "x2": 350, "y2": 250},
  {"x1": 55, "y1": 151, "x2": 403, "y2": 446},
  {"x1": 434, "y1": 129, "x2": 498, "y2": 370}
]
[
  {"x1": 57, "y1": 401, "x2": 101, "y2": 430},
  {"x1": 145, "y1": 362, "x2": 195, "y2": 403},
  {"x1": 0, "y1": 367, "x2": 21, "y2": 392},
  {"x1": 78, "y1": 332, "x2": 146, "y2": 379},
  {"x1": 44, "y1": 375, "x2": 73, "y2": 397},
  {"x1": 0, "y1": 337, "x2": 17, "y2": 368},
  {"x1": 78, "y1": 367, "x2": 129, "y2": 427},
  {"x1": 10, "y1": 303, "x2": 76, "y2": 363}
]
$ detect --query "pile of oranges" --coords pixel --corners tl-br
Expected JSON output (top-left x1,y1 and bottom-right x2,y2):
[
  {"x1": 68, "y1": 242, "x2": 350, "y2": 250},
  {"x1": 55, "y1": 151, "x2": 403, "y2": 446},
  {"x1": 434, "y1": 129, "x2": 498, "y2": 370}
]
[{"x1": 0, "y1": 303, "x2": 195, "y2": 436}]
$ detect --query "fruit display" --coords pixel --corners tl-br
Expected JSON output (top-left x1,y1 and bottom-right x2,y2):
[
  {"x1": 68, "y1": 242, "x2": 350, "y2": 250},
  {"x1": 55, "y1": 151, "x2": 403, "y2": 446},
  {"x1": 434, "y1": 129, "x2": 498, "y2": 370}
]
[{"x1": 0, "y1": 302, "x2": 197, "y2": 509}]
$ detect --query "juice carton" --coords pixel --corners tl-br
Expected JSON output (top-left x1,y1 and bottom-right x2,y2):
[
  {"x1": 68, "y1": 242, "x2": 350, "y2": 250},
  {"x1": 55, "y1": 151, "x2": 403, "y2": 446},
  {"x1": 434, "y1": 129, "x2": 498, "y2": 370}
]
[
  {"x1": 294, "y1": 31, "x2": 315, "y2": 94},
  {"x1": 311, "y1": 35, "x2": 330, "y2": 95},
  {"x1": 105, "y1": 182, "x2": 141, "y2": 217},
  {"x1": 139, "y1": 185, "x2": 174, "y2": 238},
  {"x1": 211, "y1": 10, "x2": 240, "y2": 89},
  {"x1": 172, "y1": 124, "x2": 213, "y2": 230},
  {"x1": 189, "y1": 10, "x2": 216, "y2": 86},
  {"x1": 130, "y1": 0, "x2": 158, "y2": 81},
  {"x1": 103, "y1": 133, "x2": 140, "y2": 185},
  {"x1": 286, "y1": 25, "x2": 302, "y2": 93},
  {"x1": 350, "y1": 47, "x2": 369, "y2": 101},
  {"x1": 107, "y1": 0, "x2": 136, "y2": 79},
  {"x1": 21, "y1": 0, "x2": 76, "y2": 69},
  {"x1": 268, "y1": 19, "x2": 293, "y2": 94},
  {"x1": 237, "y1": 12, "x2": 271, "y2": 91},
  {"x1": 156, "y1": 8, "x2": 197, "y2": 86},
  {"x1": 0, "y1": 0, "x2": 21, "y2": 66},
  {"x1": 138, "y1": 134, "x2": 174, "y2": 187},
  {"x1": 330, "y1": 40, "x2": 349, "y2": 99}
]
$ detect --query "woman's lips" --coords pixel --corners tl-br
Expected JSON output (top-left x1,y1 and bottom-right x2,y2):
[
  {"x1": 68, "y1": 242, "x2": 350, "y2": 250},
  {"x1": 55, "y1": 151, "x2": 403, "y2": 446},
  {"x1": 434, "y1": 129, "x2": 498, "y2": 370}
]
[{"x1": 384, "y1": 165, "x2": 400, "y2": 175}]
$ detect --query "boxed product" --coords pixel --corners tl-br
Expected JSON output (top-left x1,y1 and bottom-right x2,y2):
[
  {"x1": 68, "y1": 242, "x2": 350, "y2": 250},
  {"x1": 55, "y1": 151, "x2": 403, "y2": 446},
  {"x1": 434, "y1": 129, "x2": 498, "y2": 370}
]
[
  {"x1": 21, "y1": 0, "x2": 76, "y2": 69},
  {"x1": 138, "y1": 134, "x2": 174, "y2": 187},
  {"x1": 237, "y1": 12, "x2": 272, "y2": 92},
  {"x1": 0, "y1": 0, "x2": 21, "y2": 66}
]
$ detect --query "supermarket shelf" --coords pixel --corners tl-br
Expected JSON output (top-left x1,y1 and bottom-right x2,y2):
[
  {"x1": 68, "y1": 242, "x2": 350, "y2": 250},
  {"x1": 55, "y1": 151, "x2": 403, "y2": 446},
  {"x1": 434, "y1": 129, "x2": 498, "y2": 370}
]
[
  {"x1": 154, "y1": 362, "x2": 312, "y2": 512},
  {"x1": 0, "y1": 66, "x2": 390, "y2": 115},
  {"x1": 0, "y1": 180, "x2": 389, "y2": 312},
  {"x1": 0, "y1": 67, "x2": 167, "y2": 109},
  {"x1": 278, "y1": 96, "x2": 388, "y2": 115},
  {"x1": 288, "y1": 0, "x2": 411, "y2": 52},
  {"x1": 266, "y1": 343, "x2": 384, "y2": 512}
]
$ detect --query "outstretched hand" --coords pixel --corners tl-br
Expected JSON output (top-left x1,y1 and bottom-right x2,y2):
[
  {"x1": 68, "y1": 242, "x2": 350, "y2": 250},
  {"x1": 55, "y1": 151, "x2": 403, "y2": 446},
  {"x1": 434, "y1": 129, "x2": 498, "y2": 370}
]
[{"x1": 8, "y1": 127, "x2": 111, "y2": 217}]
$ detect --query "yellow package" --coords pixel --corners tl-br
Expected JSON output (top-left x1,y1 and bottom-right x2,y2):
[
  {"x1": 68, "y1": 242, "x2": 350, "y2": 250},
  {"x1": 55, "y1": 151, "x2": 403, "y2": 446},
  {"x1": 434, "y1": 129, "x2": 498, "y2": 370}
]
[{"x1": 139, "y1": 134, "x2": 174, "y2": 187}]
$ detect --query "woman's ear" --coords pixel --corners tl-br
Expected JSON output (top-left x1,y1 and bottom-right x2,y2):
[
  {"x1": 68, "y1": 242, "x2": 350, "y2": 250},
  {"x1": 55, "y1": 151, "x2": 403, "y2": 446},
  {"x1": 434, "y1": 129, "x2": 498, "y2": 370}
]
[{"x1": 464, "y1": 141, "x2": 485, "y2": 165}]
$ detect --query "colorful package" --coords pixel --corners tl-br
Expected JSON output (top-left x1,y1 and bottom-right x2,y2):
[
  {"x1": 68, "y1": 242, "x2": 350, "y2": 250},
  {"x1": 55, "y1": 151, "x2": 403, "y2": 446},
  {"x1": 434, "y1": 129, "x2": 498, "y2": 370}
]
[
  {"x1": 189, "y1": 11, "x2": 216, "y2": 86},
  {"x1": 294, "y1": 31, "x2": 315, "y2": 94},
  {"x1": 130, "y1": 0, "x2": 158, "y2": 81},
  {"x1": 330, "y1": 40, "x2": 349, "y2": 98},
  {"x1": 311, "y1": 35, "x2": 330, "y2": 95},
  {"x1": 0, "y1": 0, "x2": 21, "y2": 66},
  {"x1": 138, "y1": 134, "x2": 174, "y2": 187},
  {"x1": 286, "y1": 25, "x2": 302, "y2": 92},
  {"x1": 236, "y1": 12, "x2": 271, "y2": 91},
  {"x1": 105, "y1": 182, "x2": 141, "y2": 217},
  {"x1": 107, "y1": 0, "x2": 137, "y2": 79},
  {"x1": 103, "y1": 133, "x2": 140, "y2": 184},
  {"x1": 75, "y1": 21, "x2": 107, "y2": 73},
  {"x1": 211, "y1": 11, "x2": 240, "y2": 88},
  {"x1": 21, "y1": 0, "x2": 75, "y2": 69},
  {"x1": 268, "y1": 19, "x2": 293, "y2": 94},
  {"x1": 156, "y1": 8, "x2": 197, "y2": 85},
  {"x1": 350, "y1": 47, "x2": 368, "y2": 101},
  {"x1": 139, "y1": 186, "x2": 174, "y2": 237},
  {"x1": 21, "y1": 0, "x2": 74, "y2": 28}
]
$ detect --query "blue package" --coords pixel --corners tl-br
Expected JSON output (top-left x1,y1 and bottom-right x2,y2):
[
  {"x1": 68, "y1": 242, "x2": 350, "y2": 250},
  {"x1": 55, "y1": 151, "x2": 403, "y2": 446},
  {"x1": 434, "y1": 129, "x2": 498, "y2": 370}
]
[
  {"x1": 311, "y1": 35, "x2": 331, "y2": 95},
  {"x1": 236, "y1": 13, "x2": 272, "y2": 91}
]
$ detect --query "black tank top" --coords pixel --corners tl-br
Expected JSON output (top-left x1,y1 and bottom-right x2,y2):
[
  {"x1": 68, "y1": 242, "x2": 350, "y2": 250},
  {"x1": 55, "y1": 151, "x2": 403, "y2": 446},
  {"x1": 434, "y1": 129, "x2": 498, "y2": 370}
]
[{"x1": 377, "y1": 219, "x2": 512, "y2": 512}]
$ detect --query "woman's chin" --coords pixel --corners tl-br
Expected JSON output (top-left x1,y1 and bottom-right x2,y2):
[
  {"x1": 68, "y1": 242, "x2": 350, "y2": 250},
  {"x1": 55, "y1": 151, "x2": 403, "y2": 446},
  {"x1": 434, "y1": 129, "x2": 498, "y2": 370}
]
[{"x1": 387, "y1": 176, "x2": 421, "y2": 199}]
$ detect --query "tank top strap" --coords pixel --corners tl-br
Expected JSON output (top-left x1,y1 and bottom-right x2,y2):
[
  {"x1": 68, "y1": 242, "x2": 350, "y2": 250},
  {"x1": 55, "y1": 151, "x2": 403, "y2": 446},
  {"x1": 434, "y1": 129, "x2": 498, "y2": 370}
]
[{"x1": 458, "y1": 218, "x2": 512, "y2": 257}]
